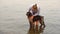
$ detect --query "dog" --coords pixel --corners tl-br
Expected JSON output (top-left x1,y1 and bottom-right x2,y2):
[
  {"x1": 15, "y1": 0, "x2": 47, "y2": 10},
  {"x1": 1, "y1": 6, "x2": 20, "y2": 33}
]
[{"x1": 26, "y1": 12, "x2": 45, "y2": 28}]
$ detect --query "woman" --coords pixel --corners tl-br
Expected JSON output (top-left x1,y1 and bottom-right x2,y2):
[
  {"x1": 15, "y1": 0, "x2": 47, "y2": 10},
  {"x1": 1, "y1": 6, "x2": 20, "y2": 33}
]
[
  {"x1": 27, "y1": 4, "x2": 40, "y2": 27},
  {"x1": 26, "y1": 4, "x2": 45, "y2": 28}
]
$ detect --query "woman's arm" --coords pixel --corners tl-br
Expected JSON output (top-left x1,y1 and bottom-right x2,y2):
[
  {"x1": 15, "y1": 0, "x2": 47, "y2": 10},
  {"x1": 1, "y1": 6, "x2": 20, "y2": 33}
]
[{"x1": 33, "y1": 7, "x2": 40, "y2": 16}]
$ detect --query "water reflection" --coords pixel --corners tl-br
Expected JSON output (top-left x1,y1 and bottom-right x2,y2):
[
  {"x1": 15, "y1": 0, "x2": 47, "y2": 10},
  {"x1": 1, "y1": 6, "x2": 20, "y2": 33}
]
[{"x1": 27, "y1": 26, "x2": 45, "y2": 34}]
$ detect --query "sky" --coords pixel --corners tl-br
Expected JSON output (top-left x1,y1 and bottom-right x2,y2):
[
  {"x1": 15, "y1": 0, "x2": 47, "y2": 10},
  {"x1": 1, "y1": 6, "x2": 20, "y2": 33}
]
[
  {"x1": 0, "y1": 0, "x2": 60, "y2": 17},
  {"x1": 0, "y1": 0, "x2": 60, "y2": 9}
]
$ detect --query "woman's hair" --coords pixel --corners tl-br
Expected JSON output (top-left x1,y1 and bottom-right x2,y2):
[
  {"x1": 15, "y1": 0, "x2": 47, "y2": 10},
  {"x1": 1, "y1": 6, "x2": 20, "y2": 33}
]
[{"x1": 32, "y1": 4, "x2": 38, "y2": 11}]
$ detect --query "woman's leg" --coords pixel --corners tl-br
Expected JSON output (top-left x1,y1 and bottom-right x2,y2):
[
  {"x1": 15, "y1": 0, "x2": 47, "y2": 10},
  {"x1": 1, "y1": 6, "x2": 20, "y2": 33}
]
[
  {"x1": 28, "y1": 16, "x2": 34, "y2": 27},
  {"x1": 28, "y1": 18, "x2": 32, "y2": 27},
  {"x1": 33, "y1": 21, "x2": 39, "y2": 31},
  {"x1": 36, "y1": 21, "x2": 39, "y2": 30}
]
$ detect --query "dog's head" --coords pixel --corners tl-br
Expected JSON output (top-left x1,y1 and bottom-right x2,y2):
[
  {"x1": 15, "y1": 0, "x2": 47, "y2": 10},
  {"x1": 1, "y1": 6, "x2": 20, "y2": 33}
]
[{"x1": 26, "y1": 12, "x2": 32, "y2": 17}]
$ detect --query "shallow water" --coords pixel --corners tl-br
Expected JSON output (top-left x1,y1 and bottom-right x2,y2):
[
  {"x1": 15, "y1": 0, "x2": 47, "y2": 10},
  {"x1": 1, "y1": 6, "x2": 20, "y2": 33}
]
[
  {"x1": 0, "y1": 16, "x2": 60, "y2": 34},
  {"x1": 0, "y1": 0, "x2": 60, "y2": 34}
]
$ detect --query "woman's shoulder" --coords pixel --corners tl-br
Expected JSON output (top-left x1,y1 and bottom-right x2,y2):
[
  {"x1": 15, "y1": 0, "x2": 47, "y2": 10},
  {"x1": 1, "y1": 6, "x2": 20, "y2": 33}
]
[{"x1": 37, "y1": 5, "x2": 40, "y2": 9}]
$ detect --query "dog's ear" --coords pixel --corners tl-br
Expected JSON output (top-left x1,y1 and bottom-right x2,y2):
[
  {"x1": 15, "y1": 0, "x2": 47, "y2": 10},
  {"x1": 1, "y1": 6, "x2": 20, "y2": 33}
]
[{"x1": 26, "y1": 12, "x2": 29, "y2": 16}]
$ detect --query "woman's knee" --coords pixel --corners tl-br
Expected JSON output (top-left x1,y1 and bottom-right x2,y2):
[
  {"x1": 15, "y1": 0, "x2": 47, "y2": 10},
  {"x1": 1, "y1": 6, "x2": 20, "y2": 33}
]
[{"x1": 34, "y1": 21, "x2": 39, "y2": 26}]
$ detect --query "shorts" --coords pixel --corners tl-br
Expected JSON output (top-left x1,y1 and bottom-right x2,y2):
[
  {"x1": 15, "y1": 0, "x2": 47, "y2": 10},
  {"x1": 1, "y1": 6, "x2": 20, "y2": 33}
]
[{"x1": 33, "y1": 15, "x2": 41, "y2": 22}]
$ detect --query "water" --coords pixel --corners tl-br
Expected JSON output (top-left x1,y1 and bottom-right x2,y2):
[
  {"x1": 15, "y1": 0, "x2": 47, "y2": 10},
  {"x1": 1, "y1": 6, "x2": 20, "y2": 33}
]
[{"x1": 0, "y1": 0, "x2": 60, "y2": 34}]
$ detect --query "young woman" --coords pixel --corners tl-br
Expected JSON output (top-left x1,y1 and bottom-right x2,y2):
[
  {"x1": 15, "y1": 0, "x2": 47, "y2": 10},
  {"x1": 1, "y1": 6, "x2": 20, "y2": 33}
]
[
  {"x1": 28, "y1": 4, "x2": 40, "y2": 26},
  {"x1": 26, "y1": 4, "x2": 45, "y2": 28}
]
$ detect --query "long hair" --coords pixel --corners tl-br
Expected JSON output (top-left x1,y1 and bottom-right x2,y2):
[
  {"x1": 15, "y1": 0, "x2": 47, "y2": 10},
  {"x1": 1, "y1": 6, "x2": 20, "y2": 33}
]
[{"x1": 32, "y1": 4, "x2": 38, "y2": 11}]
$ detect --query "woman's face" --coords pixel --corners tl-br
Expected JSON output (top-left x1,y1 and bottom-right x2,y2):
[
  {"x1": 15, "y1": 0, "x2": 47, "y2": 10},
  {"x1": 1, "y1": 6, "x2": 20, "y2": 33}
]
[
  {"x1": 32, "y1": 4, "x2": 37, "y2": 11},
  {"x1": 33, "y1": 4, "x2": 37, "y2": 9}
]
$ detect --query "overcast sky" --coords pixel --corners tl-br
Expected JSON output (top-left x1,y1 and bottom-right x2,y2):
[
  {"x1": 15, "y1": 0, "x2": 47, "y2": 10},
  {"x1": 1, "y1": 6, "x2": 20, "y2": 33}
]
[
  {"x1": 0, "y1": 0, "x2": 60, "y2": 9},
  {"x1": 0, "y1": 0, "x2": 60, "y2": 17}
]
